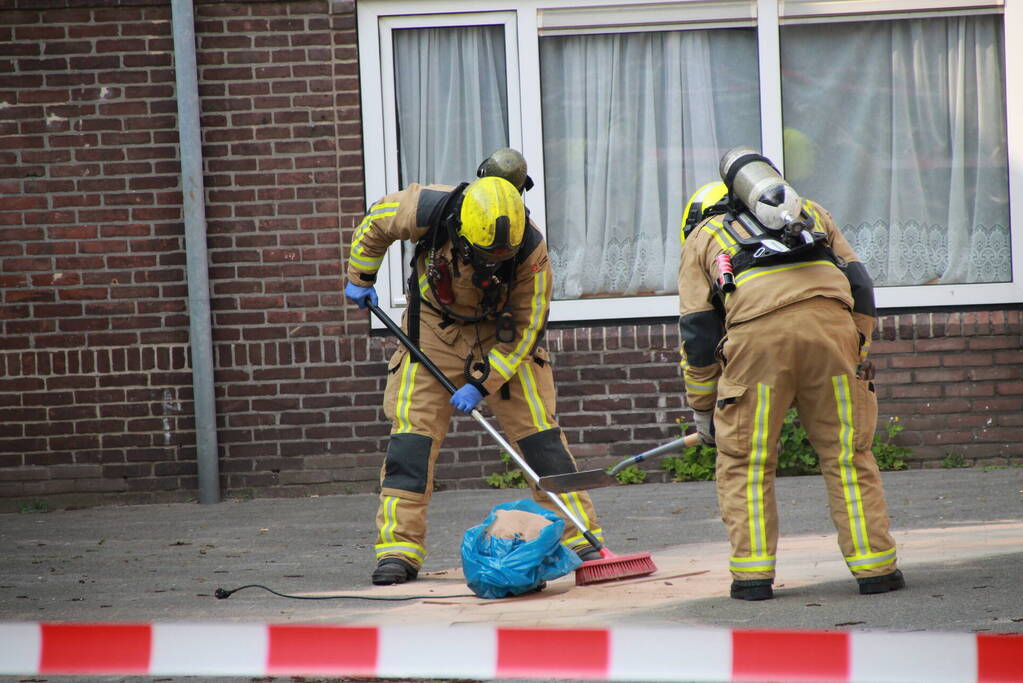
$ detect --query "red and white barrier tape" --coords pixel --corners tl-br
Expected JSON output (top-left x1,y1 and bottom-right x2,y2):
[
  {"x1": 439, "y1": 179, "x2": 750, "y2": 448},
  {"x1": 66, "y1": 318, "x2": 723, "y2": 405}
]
[{"x1": 1, "y1": 622, "x2": 1021, "y2": 682}]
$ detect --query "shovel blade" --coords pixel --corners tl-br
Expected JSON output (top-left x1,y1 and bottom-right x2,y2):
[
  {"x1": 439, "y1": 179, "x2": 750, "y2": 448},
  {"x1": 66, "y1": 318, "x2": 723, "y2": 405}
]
[{"x1": 538, "y1": 468, "x2": 618, "y2": 493}]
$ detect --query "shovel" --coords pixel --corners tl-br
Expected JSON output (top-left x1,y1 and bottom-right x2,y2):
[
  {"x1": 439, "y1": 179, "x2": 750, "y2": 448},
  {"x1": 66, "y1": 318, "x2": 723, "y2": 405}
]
[
  {"x1": 366, "y1": 304, "x2": 604, "y2": 547},
  {"x1": 537, "y1": 432, "x2": 703, "y2": 493},
  {"x1": 366, "y1": 303, "x2": 658, "y2": 584}
]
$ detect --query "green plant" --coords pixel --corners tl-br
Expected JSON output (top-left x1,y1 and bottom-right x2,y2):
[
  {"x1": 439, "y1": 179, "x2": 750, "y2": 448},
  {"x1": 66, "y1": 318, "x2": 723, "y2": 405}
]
[
  {"x1": 18, "y1": 499, "x2": 50, "y2": 514},
  {"x1": 940, "y1": 452, "x2": 969, "y2": 469},
  {"x1": 485, "y1": 451, "x2": 527, "y2": 489},
  {"x1": 614, "y1": 465, "x2": 647, "y2": 485},
  {"x1": 662, "y1": 421, "x2": 717, "y2": 481},
  {"x1": 872, "y1": 416, "x2": 910, "y2": 471},
  {"x1": 777, "y1": 409, "x2": 820, "y2": 476},
  {"x1": 662, "y1": 410, "x2": 912, "y2": 483}
]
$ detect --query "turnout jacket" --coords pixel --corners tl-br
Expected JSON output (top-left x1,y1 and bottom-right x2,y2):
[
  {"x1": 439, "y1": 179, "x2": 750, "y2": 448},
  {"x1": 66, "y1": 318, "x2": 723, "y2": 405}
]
[
  {"x1": 677, "y1": 200, "x2": 876, "y2": 413},
  {"x1": 346, "y1": 183, "x2": 552, "y2": 398}
]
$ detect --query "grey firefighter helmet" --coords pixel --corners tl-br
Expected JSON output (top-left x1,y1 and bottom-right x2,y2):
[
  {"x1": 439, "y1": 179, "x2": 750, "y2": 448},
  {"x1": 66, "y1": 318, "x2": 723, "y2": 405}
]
[{"x1": 476, "y1": 147, "x2": 534, "y2": 193}]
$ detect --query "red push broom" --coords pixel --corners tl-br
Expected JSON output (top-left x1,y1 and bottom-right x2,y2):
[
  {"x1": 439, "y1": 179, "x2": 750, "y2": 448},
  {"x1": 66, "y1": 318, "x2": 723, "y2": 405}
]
[{"x1": 368, "y1": 304, "x2": 657, "y2": 586}]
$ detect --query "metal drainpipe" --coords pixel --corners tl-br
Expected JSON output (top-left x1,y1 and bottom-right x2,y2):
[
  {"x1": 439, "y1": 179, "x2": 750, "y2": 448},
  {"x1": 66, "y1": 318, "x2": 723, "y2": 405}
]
[{"x1": 172, "y1": 0, "x2": 220, "y2": 504}]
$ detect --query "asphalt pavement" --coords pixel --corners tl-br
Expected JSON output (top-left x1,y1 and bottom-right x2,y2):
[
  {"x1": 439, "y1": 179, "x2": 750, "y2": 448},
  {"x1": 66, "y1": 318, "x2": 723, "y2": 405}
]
[{"x1": 1, "y1": 466, "x2": 1021, "y2": 682}]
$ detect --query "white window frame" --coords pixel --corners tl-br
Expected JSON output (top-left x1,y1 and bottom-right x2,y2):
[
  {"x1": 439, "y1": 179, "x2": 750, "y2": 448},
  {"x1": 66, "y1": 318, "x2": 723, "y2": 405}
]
[
  {"x1": 357, "y1": 7, "x2": 524, "y2": 325},
  {"x1": 356, "y1": 0, "x2": 1023, "y2": 326}
]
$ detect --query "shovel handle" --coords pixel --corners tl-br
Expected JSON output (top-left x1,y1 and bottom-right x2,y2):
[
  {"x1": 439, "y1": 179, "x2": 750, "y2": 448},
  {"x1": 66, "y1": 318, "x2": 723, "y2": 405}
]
[
  {"x1": 608, "y1": 432, "x2": 703, "y2": 475},
  {"x1": 366, "y1": 304, "x2": 602, "y2": 550},
  {"x1": 368, "y1": 304, "x2": 458, "y2": 396}
]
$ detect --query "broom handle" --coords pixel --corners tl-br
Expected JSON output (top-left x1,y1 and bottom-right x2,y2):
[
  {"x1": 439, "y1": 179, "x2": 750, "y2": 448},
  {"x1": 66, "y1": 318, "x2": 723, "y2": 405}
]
[{"x1": 367, "y1": 304, "x2": 603, "y2": 550}]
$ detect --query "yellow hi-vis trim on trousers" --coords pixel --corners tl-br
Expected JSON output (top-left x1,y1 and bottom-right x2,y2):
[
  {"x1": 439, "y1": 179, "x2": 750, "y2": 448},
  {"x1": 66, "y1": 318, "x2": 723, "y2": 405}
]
[
  {"x1": 730, "y1": 554, "x2": 776, "y2": 573},
  {"x1": 375, "y1": 495, "x2": 426, "y2": 563},
  {"x1": 746, "y1": 382, "x2": 772, "y2": 558},
  {"x1": 833, "y1": 374, "x2": 871, "y2": 557},
  {"x1": 558, "y1": 490, "x2": 602, "y2": 548},
  {"x1": 845, "y1": 547, "x2": 897, "y2": 572},
  {"x1": 392, "y1": 355, "x2": 418, "y2": 434},
  {"x1": 520, "y1": 362, "x2": 552, "y2": 432}
]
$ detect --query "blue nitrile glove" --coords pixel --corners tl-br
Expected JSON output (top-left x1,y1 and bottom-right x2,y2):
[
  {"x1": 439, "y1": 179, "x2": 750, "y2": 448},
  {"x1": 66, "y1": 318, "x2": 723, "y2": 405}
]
[
  {"x1": 344, "y1": 281, "x2": 378, "y2": 309},
  {"x1": 451, "y1": 384, "x2": 484, "y2": 414}
]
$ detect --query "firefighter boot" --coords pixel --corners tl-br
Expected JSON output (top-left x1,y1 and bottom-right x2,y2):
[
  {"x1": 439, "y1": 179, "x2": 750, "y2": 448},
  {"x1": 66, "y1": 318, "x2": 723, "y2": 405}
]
[
  {"x1": 857, "y1": 569, "x2": 905, "y2": 595},
  {"x1": 371, "y1": 557, "x2": 418, "y2": 586},
  {"x1": 730, "y1": 579, "x2": 774, "y2": 601}
]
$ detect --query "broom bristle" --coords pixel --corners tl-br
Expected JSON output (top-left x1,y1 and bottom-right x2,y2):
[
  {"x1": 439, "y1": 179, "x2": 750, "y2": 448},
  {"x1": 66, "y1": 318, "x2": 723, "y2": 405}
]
[{"x1": 575, "y1": 548, "x2": 657, "y2": 585}]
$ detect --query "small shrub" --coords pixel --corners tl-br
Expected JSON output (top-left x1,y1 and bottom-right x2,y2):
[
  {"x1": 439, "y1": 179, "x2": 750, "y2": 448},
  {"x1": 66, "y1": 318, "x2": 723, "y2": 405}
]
[
  {"x1": 614, "y1": 465, "x2": 647, "y2": 485},
  {"x1": 940, "y1": 452, "x2": 969, "y2": 469},
  {"x1": 873, "y1": 416, "x2": 910, "y2": 471},
  {"x1": 662, "y1": 410, "x2": 912, "y2": 482},
  {"x1": 18, "y1": 499, "x2": 50, "y2": 514},
  {"x1": 777, "y1": 409, "x2": 820, "y2": 476},
  {"x1": 485, "y1": 451, "x2": 528, "y2": 489},
  {"x1": 661, "y1": 422, "x2": 716, "y2": 481}
]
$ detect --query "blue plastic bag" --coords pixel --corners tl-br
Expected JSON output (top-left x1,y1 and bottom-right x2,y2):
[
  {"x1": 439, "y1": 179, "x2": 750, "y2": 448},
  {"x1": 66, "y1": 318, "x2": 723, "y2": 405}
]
[{"x1": 461, "y1": 499, "x2": 582, "y2": 599}]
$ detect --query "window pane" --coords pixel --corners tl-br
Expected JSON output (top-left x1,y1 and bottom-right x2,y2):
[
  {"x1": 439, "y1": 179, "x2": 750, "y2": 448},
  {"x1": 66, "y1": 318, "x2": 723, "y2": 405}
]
[
  {"x1": 393, "y1": 25, "x2": 509, "y2": 186},
  {"x1": 780, "y1": 15, "x2": 1010, "y2": 286},
  {"x1": 540, "y1": 29, "x2": 759, "y2": 300},
  {"x1": 392, "y1": 25, "x2": 509, "y2": 290}
]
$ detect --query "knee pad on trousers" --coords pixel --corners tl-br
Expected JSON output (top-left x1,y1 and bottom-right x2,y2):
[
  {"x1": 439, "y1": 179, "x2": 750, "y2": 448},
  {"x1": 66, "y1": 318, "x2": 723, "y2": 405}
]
[
  {"x1": 383, "y1": 433, "x2": 432, "y2": 494},
  {"x1": 518, "y1": 428, "x2": 574, "y2": 477}
]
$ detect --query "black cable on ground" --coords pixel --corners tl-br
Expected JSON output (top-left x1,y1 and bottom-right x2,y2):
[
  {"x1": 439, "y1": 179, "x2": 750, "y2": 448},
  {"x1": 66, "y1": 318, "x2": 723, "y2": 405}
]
[{"x1": 214, "y1": 584, "x2": 476, "y2": 601}]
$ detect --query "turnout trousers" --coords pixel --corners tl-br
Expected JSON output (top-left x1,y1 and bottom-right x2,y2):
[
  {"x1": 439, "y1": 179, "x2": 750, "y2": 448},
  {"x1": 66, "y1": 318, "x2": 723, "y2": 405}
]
[
  {"x1": 374, "y1": 317, "x2": 602, "y2": 570},
  {"x1": 713, "y1": 297, "x2": 898, "y2": 581}
]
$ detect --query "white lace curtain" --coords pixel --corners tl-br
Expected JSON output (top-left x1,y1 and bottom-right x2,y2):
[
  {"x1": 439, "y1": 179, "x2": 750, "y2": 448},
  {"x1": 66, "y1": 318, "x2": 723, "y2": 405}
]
[
  {"x1": 393, "y1": 25, "x2": 509, "y2": 188},
  {"x1": 780, "y1": 15, "x2": 1009, "y2": 286},
  {"x1": 539, "y1": 29, "x2": 760, "y2": 300},
  {"x1": 392, "y1": 25, "x2": 509, "y2": 287}
]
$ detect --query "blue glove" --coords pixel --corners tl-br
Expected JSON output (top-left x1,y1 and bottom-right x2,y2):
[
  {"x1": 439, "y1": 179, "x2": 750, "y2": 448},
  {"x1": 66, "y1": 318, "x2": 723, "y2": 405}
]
[
  {"x1": 451, "y1": 384, "x2": 484, "y2": 414},
  {"x1": 344, "y1": 281, "x2": 378, "y2": 309}
]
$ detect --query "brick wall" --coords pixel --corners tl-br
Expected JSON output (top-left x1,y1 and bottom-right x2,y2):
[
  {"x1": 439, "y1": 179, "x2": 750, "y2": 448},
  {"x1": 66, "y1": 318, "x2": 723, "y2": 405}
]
[
  {"x1": 1, "y1": 1, "x2": 1021, "y2": 513},
  {"x1": 0, "y1": 0, "x2": 373, "y2": 511}
]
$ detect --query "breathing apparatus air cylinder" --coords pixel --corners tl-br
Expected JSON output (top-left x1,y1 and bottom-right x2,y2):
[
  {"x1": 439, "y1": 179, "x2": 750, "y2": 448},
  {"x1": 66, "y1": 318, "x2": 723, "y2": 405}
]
[{"x1": 719, "y1": 146, "x2": 805, "y2": 241}]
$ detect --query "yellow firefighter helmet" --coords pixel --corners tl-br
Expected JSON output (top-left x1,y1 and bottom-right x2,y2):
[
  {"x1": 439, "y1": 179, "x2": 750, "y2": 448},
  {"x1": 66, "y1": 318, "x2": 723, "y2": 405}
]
[
  {"x1": 458, "y1": 176, "x2": 526, "y2": 262},
  {"x1": 681, "y1": 181, "x2": 728, "y2": 245}
]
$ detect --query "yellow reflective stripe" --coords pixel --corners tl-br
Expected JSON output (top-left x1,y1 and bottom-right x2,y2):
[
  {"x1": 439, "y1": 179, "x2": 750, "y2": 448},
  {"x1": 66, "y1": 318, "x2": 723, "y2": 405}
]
[
  {"x1": 489, "y1": 268, "x2": 548, "y2": 379},
  {"x1": 393, "y1": 355, "x2": 417, "y2": 434},
  {"x1": 730, "y1": 555, "x2": 776, "y2": 572},
  {"x1": 349, "y1": 203, "x2": 399, "y2": 272},
  {"x1": 846, "y1": 547, "x2": 896, "y2": 570},
  {"x1": 685, "y1": 375, "x2": 717, "y2": 395},
  {"x1": 859, "y1": 337, "x2": 872, "y2": 361},
  {"x1": 559, "y1": 491, "x2": 593, "y2": 532},
  {"x1": 418, "y1": 272, "x2": 429, "y2": 298},
  {"x1": 702, "y1": 219, "x2": 739, "y2": 254},
  {"x1": 733, "y1": 259, "x2": 836, "y2": 286},
  {"x1": 834, "y1": 374, "x2": 870, "y2": 555},
  {"x1": 374, "y1": 542, "x2": 426, "y2": 562},
  {"x1": 488, "y1": 351, "x2": 515, "y2": 381},
  {"x1": 803, "y1": 201, "x2": 820, "y2": 223},
  {"x1": 564, "y1": 528, "x2": 604, "y2": 548},
  {"x1": 379, "y1": 495, "x2": 399, "y2": 544},
  {"x1": 747, "y1": 383, "x2": 771, "y2": 556},
  {"x1": 352, "y1": 206, "x2": 398, "y2": 243},
  {"x1": 520, "y1": 362, "x2": 552, "y2": 431},
  {"x1": 349, "y1": 252, "x2": 385, "y2": 272}
]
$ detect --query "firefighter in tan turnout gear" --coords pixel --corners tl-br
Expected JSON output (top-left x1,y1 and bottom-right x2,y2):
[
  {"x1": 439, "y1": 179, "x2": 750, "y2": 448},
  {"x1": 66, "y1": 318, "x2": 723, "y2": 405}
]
[
  {"x1": 344, "y1": 149, "x2": 605, "y2": 586},
  {"x1": 678, "y1": 147, "x2": 904, "y2": 601}
]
